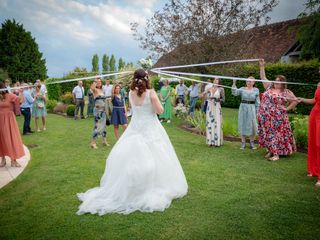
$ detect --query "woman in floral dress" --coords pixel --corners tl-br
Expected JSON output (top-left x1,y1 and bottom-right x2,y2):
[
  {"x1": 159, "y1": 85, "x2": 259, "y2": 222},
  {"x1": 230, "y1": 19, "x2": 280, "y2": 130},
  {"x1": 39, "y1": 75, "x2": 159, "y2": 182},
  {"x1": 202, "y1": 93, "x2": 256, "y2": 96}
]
[
  {"x1": 32, "y1": 85, "x2": 47, "y2": 131},
  {"x1": 204, "y1": 78, "x2": 225, "y2": 147},
  {"x1": 257, "y1": 59, "x2": 298, "y2": 161}
]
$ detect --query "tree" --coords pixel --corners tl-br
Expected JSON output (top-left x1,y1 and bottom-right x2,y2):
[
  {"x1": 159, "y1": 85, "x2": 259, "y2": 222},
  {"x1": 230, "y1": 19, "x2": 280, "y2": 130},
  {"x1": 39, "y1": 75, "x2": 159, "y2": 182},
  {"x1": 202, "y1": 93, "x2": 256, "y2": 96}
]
[
  {"x1": 102, "y1": 54, "x2": 109, "y2": 73},
  {"x1": 118, "y1": 57, "x2": 125, "y2": 71},
  {"x1": 131, "y1": 0, "x2": 279, "y2": 63},
  {"x1": 297, "y1": 0, "x2": 320, "y2": 60},
  {"x1": 0, "y1": 19, "x2": 47, "y2": 82},
  {"x1": 92, "y1": 54, "x2": 99, "y2": 73},
  {"x1": 109, "y1": 54, "x2": 116, "y2": 72}
]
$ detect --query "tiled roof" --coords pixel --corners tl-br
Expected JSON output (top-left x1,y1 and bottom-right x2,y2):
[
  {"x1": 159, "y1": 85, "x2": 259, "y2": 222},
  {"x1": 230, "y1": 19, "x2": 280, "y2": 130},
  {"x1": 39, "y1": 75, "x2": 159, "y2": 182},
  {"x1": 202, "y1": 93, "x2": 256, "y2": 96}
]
[{"x1": 154, "y1": 18, "x2": 303, "y2": 68}]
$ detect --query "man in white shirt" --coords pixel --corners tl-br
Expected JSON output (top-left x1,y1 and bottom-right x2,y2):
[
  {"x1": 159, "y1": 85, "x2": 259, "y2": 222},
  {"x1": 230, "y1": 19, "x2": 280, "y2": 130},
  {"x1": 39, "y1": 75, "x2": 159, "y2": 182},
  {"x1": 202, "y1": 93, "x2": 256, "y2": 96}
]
[
  {"x1": 102, "y1": 79, "x2": 113, "y2": 119},
  {"x1": 72, "y1": 81, "x2": 85, "y2": 120},
  {"x1": 175, "y1": 80, "x2": 188, "y2": 105}
]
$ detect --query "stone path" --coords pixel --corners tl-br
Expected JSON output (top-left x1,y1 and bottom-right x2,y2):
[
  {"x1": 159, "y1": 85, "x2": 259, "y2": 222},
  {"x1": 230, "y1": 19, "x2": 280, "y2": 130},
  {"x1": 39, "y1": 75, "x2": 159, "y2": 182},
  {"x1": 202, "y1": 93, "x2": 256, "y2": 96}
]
[{"x1": 0, "y1": 145, "x2": 31, "y2": 189}]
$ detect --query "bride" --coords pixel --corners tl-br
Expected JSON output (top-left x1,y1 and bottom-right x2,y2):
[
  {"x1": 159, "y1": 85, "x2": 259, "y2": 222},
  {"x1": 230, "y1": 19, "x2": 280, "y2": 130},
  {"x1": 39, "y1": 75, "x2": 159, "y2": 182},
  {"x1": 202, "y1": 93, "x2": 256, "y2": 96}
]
[{"x1": 77, "y1": 69, "x2": 188, "y2": 215}]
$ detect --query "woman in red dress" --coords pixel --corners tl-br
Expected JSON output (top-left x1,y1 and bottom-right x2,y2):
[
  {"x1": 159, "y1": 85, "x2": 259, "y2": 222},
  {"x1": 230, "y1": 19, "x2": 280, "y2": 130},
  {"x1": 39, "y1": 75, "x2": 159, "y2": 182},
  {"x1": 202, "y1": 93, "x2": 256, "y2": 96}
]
[
  {"x1": 257, "y1": 59, "x2": 298, "y2": 161},
  {"x1": 298, "y1": 82, "x2": 320, "y2": 186},
  {"x1": 0, "y1": 82, "x2": 25, "y2": 167}
]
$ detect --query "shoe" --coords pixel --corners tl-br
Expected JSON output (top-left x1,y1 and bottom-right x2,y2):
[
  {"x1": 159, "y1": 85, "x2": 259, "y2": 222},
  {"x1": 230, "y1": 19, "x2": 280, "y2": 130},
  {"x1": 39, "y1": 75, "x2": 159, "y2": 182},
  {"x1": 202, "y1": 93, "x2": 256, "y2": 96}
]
[
  {"x1": 307, "y1": 174, "x2": 314, "y2": 177},
  {"x1": 167, "y1": 120, "x2": 171, "y2": 123},
  {"x1": 160, "y1": 119, "x2": 163, "y2": 123},
  {"x1": 265, "y1": 152, "x2": 272, "y2": 158},
  {"x1": 11, "y1": 161, "x2": 21, "y2": 167},
  {"x1": 250, "y1": 141, "x2": 257, "y2": 150},
  {"x1": 90, "y1": 143, "x2": 98, "y2": 149},
  {"x1": 43, "y1": 127, "x2": 46, "y2": 131},
  {"x1": 37, "y1": 128, "x2": 41, "y2": 132},
  {"x1": 102, "y1": 142, "x2": 110, "y2": 147},
  {"x1": 23, "y1": 132, "x2": 31, "y2": 135},
  {"x1": 269, "y1": 155, "x2": 279, "y2": 161},
  {"x1": 240, "y1": 142, "x2": 246, "y2": 150},
  {"x1": 0, "y1": 158, "x2": 6, "y2": 167},
  {"x1": 28, "y1": 130, "x2": 34, "y2": 133},
  {"x1": 315, "y1": 180, "x2": 320, "y2": 187}
]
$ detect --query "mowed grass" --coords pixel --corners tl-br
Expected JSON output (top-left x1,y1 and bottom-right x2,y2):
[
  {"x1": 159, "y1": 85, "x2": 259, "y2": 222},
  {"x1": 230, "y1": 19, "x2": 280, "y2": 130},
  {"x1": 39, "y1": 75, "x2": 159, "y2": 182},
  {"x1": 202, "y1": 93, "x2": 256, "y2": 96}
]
[{"x1": 0, "y1": 112, "x2": 319, "y2": 240}]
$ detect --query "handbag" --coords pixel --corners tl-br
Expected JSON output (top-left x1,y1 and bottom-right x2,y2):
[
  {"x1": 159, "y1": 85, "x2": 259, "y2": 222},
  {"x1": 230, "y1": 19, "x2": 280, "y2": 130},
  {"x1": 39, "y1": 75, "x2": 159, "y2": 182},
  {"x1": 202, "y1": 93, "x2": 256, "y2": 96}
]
[
  {"x1": 37, "y1": 102, "x2": 44, "y2": 108},
  {"x1": 106, "y1": 117, "x2": 111, "y2": 126}
]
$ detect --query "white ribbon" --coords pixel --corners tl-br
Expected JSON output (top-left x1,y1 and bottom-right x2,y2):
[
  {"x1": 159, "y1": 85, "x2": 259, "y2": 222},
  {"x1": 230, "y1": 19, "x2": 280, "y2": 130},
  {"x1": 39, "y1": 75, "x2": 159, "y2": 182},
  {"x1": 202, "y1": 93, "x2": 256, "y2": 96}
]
[
  {"x1": 156, "y1": 69, "x2": 317, "y2": 87},
  {"x1": 0, "y1": 71, "x2": 133, "y2": 92},
  {"x1": 152, "y1": 59, "x2": 260, "y2": 71}
]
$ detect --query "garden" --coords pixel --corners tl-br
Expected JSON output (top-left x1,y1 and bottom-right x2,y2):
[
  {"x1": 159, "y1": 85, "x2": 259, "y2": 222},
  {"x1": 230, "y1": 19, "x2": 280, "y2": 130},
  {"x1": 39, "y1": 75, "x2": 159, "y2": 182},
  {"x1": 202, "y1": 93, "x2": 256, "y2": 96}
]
[{"x1": 0, "y1": 108, "x2": 319, "y2": 239}]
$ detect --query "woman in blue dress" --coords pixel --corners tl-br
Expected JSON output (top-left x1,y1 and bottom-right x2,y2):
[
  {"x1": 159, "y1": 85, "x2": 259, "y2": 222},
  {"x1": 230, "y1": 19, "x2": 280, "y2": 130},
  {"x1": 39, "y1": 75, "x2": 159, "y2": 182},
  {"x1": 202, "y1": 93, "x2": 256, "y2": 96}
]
[
  {"x1": 32, "y1": 84, "x2": 47, "y2": 131},
  {"x1": 111, "y1": 84, "x2": 128, "y2": 139},
  {"x1": 232, "y1": 77, "x2": 260, "y2": 149}
]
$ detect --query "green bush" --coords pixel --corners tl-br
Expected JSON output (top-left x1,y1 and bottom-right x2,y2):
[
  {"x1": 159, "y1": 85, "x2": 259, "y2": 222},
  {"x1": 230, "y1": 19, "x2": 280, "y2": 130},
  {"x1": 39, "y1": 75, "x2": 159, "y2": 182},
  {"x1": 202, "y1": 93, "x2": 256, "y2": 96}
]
[
  {"x1": 46, "y1": 78, "x2": 61, "y2": 101},
  {"x1": 186, "y1": 110, "x2": 206, "y2": 134},
  {"x1": 60, "y1": 92, "x2": 74, "y2": 105},
  {"x1": 214, "y1": 60, "x2": 320, "y2": 115},
  {"x1": 46, "y1": 99, "x2": 58, "y2": 113},
  {"x1": 66, "y1": 104, "x2": 76, "y2": 116},
  {"x1": 292, "y1": 115, "x2": 308, "y2": 149}
]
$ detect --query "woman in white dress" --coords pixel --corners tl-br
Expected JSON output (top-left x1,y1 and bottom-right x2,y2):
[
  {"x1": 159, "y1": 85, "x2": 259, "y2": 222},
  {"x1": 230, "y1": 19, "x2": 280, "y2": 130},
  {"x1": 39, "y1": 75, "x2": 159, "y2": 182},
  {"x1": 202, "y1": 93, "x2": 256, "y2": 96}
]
[
  {"x1": 77, "y1": 69, "x2": 188, "y2": 215},
  {"x1": 204, "y1": 78, "x2": 225, "y2": 147}
]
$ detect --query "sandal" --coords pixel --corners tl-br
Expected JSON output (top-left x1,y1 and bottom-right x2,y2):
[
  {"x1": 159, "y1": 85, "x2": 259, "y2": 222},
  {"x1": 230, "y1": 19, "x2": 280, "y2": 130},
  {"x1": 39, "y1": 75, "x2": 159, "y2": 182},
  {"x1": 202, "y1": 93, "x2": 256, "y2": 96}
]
[
  {"x1": 315, "y1": 180, "x2": 320, "y2": 187},
  {"x1": 11, "y1": 161, "x2": 21, "y2": 167},
  {"x1": 269, "y1": 155, "x2": 279, "y2": 161},
  {"x1": 265, "y1": 152, "x2": 272, "y2": 158}
]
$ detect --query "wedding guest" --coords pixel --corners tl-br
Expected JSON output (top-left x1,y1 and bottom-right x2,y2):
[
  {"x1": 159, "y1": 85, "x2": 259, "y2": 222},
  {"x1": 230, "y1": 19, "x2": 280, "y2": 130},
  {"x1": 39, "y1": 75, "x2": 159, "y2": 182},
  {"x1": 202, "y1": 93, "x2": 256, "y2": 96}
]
[
  {"x1": 204, "y1": 78, "x2": 225, "y2": 147},
  {"x1": 232, "y1": 77, "x2": 260, "y2": 149},
  {"x1": 87, "y1": 88, "x2": 94, "y2": 117},
  {"x1": 90, "y1": 78, "x2": 109, "y2": 149},
  {"x1": 21, "y1": 83, "x2": 34, "y2": 135},
  {"x1": 13, "y1": 82, "x2": 21, "y2": 96},
  {"x1": 175, "y1": 80, "x2": 188, "y2": 105},
  {"x1": 119, "y1": 81, "x2": 127, "y2": 104},
  {"x1": 159, "y1": 79, "x2": 173, "y2": 123},
  {"x1": 0, "y1": 82, "x2": 24, "y2": 167},
  {"x1": 257, "y1": 59, "x2": 298, "y2": 161},
  {"x1": 103, "y1": 79, "x2": 113, "y2": 119},
  {"x1": 4, "y1": 79, "x2": 11, "y2": 93},
  {"x1": 188, "y1": 81, "x2": 200, "y2": 116},
  {"x1": 297, "y1": 82, "x2": 320, "y2": 186},
  {"x1": 32, "y1": 85, "x2": 47, "y2": 131},
  {"x1": 111, "y1": 84, "x2": 128, "y2": 139},
  {"x1": 35, "y1": 79, "x2": 47, "y2": 96},
  {"x1": 72, "y1": 81, "x2": 85, "y2": 120},
  {"x1": 202, "y1": 79, "x2": 214, "y2": 113}
]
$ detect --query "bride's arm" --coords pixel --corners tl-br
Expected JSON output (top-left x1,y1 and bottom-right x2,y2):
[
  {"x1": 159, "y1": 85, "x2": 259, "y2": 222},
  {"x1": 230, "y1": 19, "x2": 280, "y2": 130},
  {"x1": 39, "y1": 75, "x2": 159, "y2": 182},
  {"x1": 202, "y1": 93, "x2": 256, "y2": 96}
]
[{"x1": 150, "y1": 89, "x2": 164, "y2": 114}]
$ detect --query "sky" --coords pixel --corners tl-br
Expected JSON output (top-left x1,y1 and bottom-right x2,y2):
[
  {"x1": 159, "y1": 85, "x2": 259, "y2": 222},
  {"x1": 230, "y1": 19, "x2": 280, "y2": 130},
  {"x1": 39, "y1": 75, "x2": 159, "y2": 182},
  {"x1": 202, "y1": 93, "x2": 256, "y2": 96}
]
[{"x1": 0, "y1": 0, "x2": 308, "y2": 78}]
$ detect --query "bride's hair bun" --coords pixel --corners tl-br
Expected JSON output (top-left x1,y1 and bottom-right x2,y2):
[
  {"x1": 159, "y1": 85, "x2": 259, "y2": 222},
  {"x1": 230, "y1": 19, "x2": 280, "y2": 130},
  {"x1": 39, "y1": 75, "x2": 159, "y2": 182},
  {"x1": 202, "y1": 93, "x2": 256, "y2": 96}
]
[{"x1": 131, "y1": 69, "x2": 151, "y2": 97}]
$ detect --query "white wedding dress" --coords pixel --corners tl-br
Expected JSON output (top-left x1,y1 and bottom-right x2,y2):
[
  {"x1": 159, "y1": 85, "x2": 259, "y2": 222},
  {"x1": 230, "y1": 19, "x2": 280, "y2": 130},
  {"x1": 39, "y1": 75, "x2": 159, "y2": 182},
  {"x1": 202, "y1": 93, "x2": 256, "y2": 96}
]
[{"x1": 77, "y1": 90, "x2": 188, "y2": 215}]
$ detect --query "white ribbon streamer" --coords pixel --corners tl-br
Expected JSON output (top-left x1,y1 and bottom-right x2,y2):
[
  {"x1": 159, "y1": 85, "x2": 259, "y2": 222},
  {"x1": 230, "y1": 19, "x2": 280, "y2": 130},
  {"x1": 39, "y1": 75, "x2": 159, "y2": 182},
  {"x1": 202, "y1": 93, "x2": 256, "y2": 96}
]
[
  {"x1": 0, "y1": 71, "x2": 133, "y2": 92},
  {"x1": 156, "y1": 69, "x2": 317, "y2": 87},
  {"x1": 152, "y1": 59, "x2": 260, "y2": 71}
]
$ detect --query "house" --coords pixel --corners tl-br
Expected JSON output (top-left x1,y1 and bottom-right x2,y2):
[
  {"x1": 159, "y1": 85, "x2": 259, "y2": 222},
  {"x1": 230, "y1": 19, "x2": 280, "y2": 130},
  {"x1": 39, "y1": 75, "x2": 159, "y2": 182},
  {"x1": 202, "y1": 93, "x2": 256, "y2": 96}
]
[{"x1": 154, "y1": 18, "x2": 303, "y2": 68}]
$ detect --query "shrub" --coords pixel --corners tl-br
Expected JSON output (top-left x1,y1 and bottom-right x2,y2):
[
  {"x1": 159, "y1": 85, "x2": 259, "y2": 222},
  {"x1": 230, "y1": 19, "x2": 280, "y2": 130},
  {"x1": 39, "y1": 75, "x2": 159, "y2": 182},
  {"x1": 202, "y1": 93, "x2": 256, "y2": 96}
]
[
  {"x1": 60, "y1": 92, "x2": 74, "y2": 105},
  {"x1": 186, "y1": 110, "x2": 206, "y2": 134},
  {"x1": 46, "y1": 78, "x2": 61, "y2": 101},
  {"x1": 66, "y1": 104, "x2": 76, "y2": 117},
  {"x1": 174, "y1": 103, "x2": 188, "y2": 119},
  {"x1": 46, "y1": 99, "x2": 58, "y2": 113},
  {"x1": 292, "y1": 115, "x2": 308, "y2": 149},
  {"x1": 53, "y1": 103, "x2": 67, "y2": 113}
]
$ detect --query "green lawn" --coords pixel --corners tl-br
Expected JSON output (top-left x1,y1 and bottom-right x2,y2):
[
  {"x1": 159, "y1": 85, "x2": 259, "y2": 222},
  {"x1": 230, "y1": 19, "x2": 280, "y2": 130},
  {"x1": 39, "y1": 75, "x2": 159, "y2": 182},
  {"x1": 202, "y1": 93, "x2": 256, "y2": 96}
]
[{"x1": 0, "y1": 113, "x2": 319, "y2": 240}]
